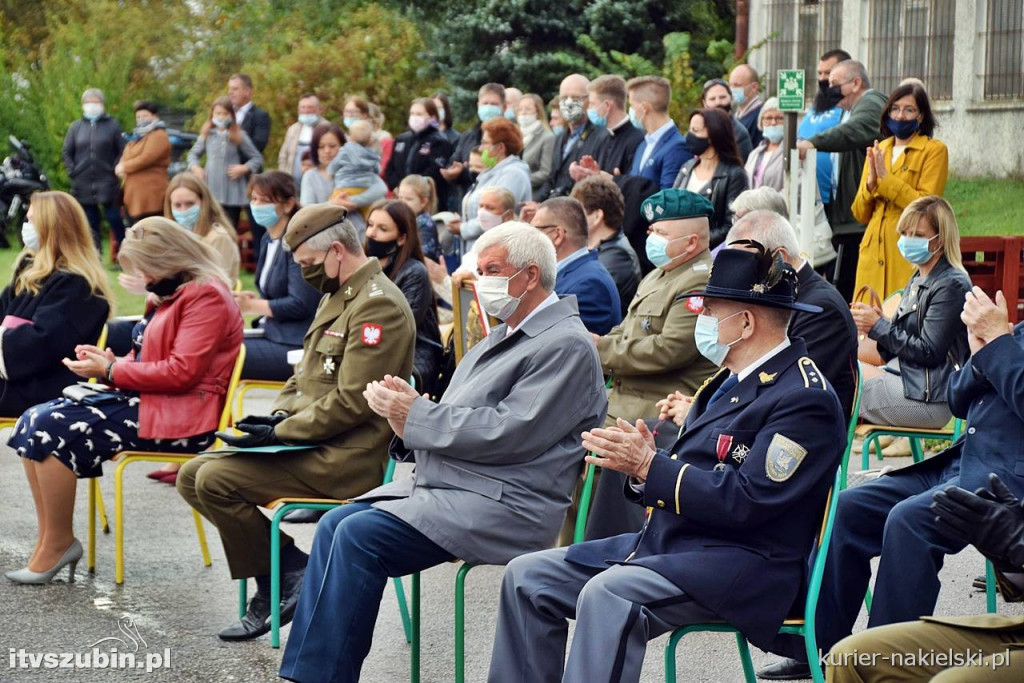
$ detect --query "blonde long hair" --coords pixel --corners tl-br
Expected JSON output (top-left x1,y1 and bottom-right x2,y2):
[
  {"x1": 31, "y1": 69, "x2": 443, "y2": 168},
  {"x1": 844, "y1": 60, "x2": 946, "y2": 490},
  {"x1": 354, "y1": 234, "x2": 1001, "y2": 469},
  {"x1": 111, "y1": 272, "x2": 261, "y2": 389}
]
[
  {"x1": 896, "y1": 195, "x2": 966, "y2": 273},
  {"x1": 118, "y1": 217, "x2": 232, "y2": 292},
  {"x1": 164, "y1": 172, "x2": 238, "y2": 242},
  {"x1": 17, "y1": 191, "x2": 114, "y2": 315}
]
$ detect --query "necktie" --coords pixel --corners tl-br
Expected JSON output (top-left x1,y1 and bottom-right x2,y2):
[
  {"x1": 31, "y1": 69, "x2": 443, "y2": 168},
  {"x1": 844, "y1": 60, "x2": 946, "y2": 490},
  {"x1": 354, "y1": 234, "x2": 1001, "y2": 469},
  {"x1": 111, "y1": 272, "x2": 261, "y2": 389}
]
[{"x1": 707, "y1": 374, "x2": 739, "y2": 408}]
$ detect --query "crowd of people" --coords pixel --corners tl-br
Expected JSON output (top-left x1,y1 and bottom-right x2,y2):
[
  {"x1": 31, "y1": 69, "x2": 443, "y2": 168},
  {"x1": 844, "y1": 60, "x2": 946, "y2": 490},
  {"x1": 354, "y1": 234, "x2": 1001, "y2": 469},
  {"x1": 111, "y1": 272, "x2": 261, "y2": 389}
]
[{"x1": 0, "y1": 46, "x2": 1019, "y2": 683}]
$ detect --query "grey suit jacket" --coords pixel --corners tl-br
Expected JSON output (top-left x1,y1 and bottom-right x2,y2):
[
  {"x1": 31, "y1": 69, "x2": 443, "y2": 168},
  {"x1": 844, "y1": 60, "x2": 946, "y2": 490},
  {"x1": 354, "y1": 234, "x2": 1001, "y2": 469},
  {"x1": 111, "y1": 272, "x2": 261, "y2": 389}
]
[{"x1": 359, "y1": 296, "x2": 607, "y2": 565}]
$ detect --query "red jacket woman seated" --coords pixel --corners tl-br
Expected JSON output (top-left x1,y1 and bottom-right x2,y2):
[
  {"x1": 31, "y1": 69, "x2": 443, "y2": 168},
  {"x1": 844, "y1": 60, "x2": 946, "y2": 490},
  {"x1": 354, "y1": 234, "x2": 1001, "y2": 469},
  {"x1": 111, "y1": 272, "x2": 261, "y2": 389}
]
[{"x1": 5, "y1": 216, "x2": 243, "y2": 585}]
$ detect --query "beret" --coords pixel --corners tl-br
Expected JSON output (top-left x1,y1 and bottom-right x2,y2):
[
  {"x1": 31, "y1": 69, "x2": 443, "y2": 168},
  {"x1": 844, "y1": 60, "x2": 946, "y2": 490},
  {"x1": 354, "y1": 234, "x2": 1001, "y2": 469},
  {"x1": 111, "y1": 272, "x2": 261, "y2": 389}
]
[
  {"x1": 284, "y1": 204, "x2": 350, "y2": 251},
  {"x1": 641, "y1": 188, "x2": 714, "y2": 224}
]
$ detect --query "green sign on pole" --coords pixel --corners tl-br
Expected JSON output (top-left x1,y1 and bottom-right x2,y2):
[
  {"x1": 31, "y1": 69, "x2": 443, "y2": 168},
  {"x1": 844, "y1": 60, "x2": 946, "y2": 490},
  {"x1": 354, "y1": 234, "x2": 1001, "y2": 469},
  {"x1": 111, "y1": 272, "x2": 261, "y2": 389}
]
[{"x1": 777, "y1": 69, "x2": 805, "y2": 111}]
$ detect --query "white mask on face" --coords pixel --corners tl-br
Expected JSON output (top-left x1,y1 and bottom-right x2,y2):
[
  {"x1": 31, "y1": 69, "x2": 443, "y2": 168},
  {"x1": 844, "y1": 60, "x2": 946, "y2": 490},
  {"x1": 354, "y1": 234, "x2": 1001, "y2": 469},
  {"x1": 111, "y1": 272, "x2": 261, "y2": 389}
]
[
  {"x1": 475, "y1": 268, "x2": 525, "y2": 320},
  {"x1": 21, "y1": 221, "x2": 39, "y2": 250},
  {"x1": 477, "y1": 209, "x2": 505, "y2": 232}
]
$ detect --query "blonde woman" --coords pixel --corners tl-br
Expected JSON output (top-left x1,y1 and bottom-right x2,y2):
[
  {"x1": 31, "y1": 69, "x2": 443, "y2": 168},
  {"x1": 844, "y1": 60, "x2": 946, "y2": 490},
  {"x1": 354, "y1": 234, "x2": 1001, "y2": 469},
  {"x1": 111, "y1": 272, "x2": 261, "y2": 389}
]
[
  {"x1": 0, "y1": 192, "x2": 111, "y2": 416},
  {"x1": 5, "y1": 217, "x2": 243, "y2": 584},
  {"x1": 851, "y1": 196, "x2": 971, "y2": 429},
  {"x1": 164, "y1": 172, "x2": 240, "y2": 282}
]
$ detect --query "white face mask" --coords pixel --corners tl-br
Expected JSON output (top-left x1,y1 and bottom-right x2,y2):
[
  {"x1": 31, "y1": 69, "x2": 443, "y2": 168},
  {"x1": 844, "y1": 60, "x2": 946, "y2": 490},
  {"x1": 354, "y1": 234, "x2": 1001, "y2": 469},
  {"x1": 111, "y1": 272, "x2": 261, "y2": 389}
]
[
  {"x1": 477, "y1": 209, "x2": 505, "y2": 232},
  {"x1": 21, "y1": 221, "x2": 39, "y2": 250},
  {"x1": 476, "y1": 268, "x2": 525, "y2": 320},
  {"x1": 517, "y1": 114, "x2": 538, "y2": 128},
  {"x1": 82, "y1": 103, "x2": 104, "y2": 119}
]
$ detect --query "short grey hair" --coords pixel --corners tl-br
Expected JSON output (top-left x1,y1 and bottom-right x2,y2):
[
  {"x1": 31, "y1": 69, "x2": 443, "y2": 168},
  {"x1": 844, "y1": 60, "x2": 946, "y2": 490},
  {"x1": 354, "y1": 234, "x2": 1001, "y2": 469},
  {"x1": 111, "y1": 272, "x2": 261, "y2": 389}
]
[
  {"x1": 285, "y1": 220, "x2": 362, "y2": 254},
  {"x1": 757, "y1": 97, "x2": 780, "y2": 130},
  {"x1": 834, "y1": 60, "x2": 870, "y2": 89},
  {"x1": 727, "y1": 210, "x2": 800, "y2": 258},
  {"x1": 81, "y1": 88, "x2": 105, "y2": 104},
  {"x1": 473, "y1": 221, "x2": 557, "y2": 291},
  {"x1": 731, "y1": 187, "x2": 789, "y2": 220}
]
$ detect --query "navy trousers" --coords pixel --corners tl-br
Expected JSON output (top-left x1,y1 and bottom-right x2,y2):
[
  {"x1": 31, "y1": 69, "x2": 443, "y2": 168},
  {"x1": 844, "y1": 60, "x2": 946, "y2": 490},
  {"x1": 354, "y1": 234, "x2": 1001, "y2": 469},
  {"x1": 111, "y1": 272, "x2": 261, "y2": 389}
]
[
  {"x1": 813, "y1": 457, "x2": 965, "y2": 656},
  {"x1": 279, "y1": 502, "x2": 454, "y2": 683},
  {"x1": 81, "y1": 202, "x2": 125, "y2": 250},
  {"x1": 241, "y1": 336, "x2": 300, "y2": 381}
]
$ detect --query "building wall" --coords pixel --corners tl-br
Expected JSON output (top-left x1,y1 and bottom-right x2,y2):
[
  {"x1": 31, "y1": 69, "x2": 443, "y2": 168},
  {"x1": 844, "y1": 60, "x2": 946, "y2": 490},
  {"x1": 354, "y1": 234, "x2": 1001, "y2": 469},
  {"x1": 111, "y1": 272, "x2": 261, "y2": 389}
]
[{"x1": 748, "y1": 0, "x2": 1024, "y2": 178}]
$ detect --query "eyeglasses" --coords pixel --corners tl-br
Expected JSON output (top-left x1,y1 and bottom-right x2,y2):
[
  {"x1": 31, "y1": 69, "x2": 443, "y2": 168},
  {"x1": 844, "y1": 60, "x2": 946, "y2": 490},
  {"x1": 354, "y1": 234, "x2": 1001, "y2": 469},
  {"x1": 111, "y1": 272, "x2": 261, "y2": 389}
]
[
  {"x1": 889, "y1": 105, "x2": 920, "y2": 117},
  {"x1": 761, "y1": 115, "x2": 785, "y2": 124}
]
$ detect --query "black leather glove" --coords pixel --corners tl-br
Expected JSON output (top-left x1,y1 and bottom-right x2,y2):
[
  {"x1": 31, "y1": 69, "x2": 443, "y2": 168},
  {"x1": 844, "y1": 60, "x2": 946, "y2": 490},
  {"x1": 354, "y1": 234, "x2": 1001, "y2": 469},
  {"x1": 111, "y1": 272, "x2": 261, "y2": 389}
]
[
  {"x1": 215, "y1": 423, "x2": 281, "y2": 448},
  {"x1": 932, "y1": 474, "x2": 1024, "y2": 569},
  {"x1": 236, "y1": 412, "x2": 289, "y2": 429}
]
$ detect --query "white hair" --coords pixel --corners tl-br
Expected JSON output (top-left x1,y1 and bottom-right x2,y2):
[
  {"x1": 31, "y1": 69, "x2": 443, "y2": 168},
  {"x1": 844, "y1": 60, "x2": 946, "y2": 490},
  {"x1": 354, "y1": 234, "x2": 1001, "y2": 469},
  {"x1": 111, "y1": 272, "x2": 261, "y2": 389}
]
[
  {"x1": 731, "y1": 186, "x2": 790, "y2": 220},
  {"x1": 81, "y1": 88, "x2": 105, "y2": 104},
  {"x1": 727, "y1": 210, "x2": 800, "y2": 258},
  {"x1": 757, "y1": 96, "x2": 780, "y2": 130},
  {"x1": 473, "y1": 221, "x2": 557, "y2": 290}
]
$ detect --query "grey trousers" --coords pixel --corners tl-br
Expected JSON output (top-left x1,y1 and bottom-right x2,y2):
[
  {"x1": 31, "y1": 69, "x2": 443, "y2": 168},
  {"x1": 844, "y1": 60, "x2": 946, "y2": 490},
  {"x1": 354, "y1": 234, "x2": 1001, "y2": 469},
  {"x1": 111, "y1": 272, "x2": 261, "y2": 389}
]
[{"x1": 488, "y1": 547, "x2": 719, "y2": 683}]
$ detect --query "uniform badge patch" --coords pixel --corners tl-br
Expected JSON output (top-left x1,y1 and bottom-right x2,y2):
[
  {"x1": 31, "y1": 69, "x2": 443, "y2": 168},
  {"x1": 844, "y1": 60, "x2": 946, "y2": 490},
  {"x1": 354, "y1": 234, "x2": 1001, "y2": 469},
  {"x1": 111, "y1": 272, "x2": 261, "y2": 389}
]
[
  {"x1": 322, "y1": 357, "x2": 336, "y2": 375},
  {"x1": 686, "y1": 296, "x2": 704, "y2": 314},
  {"x1": 765, "y1": 434, "x2": 808, "y2": 482},
  {"x1": 643, "y1": 204, "x2": 655, "y2": 221},
  {"x1": 362, "y1": 323, "x2": 382, "y2": 346},
  {"x1": 323, "y1": 330, "x2": 344, "y2": 338},
  {"x1": 731, "y1": 443, "x2": 750, "y2": 463},
  {"x1": 641, "y1": 316, "x2": 651, "y2": 332}
]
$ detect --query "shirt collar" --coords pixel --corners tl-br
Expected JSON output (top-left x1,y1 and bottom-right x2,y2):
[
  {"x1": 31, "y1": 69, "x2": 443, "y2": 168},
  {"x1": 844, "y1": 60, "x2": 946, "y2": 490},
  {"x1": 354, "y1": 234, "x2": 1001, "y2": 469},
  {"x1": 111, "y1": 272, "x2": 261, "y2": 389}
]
[
  {"x1": 645, "y1": 119, "x2": 676, "y2": 147},
  {"x1": 556, "y1": 247, "x2": 590, "y2": 273},
  {"x1": 736, "y1": 337, "x2": 792, "y2": 383},
  {"x1": 506, "y1": 292, "x2": 559, "y2": 337},
  {"x1": 235, "y1": 101, "x2": 253, "y2": 120}
]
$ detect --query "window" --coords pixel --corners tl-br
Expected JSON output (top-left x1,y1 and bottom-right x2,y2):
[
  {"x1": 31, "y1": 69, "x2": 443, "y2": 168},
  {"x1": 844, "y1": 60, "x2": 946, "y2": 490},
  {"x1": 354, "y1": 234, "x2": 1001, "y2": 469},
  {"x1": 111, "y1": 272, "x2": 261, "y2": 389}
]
[
  {"x1": 865, "y1": 0, "x2": 955, "y2": 100},
  {"x1": 984, "y1": 0, "x2": 1024, "y2": 100},
  {"x1": 764, "y1": 0, "x2": 844, "y2": 99}
]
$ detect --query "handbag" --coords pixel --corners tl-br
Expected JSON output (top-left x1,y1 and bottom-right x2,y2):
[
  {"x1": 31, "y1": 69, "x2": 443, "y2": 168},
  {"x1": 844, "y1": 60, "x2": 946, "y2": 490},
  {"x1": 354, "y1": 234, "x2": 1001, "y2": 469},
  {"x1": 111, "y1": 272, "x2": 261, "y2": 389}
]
[{"x1": 62, "y1": 382, "x2": 125, "y2": 405}]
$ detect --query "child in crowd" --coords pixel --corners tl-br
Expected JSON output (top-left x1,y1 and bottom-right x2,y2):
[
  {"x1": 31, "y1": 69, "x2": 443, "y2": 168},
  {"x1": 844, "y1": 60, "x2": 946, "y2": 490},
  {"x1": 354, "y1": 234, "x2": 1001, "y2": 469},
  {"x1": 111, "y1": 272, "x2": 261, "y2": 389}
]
[
  {"x1": 299, "y1": 149, "x2": 314, "y2": 177},
  {"x1": 327, "y1": 119, "x2": 388, "y2": 220},
  {"x1": 397, "y1": 174, "x2": 442, "y2": 262}
]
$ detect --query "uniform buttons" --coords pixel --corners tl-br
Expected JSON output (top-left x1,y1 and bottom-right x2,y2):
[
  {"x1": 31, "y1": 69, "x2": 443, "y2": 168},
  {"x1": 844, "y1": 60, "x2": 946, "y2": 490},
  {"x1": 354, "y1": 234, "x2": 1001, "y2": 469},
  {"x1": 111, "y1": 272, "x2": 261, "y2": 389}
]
[
  {"x1": 656, "y1": 500, "x2": 666, "y2": 508},
  {"x1": 967, "y1": 427, "x2": 976, "y2": 435},
  {"x1": 670, "y1": 454, "x2": 678, "y2": 460}
]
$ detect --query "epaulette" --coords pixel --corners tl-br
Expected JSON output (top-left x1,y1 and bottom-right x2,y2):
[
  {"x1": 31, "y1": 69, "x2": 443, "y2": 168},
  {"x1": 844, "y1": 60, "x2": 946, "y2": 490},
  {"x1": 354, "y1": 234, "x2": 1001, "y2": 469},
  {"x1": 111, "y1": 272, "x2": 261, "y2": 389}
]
[
  {"x1": 798, "y1": 356, "x2": 825, "y2": 389},
  {"x1": 693, "y1": 368, "x2": 728, "y2": 401}
]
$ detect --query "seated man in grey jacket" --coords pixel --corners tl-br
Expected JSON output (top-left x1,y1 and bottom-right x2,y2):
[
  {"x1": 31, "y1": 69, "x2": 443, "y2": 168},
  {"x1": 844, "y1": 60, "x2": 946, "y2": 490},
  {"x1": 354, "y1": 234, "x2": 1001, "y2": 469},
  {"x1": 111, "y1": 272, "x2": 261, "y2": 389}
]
[{"x1": 279, "y1": 222, "x2": 608, "y2": 683}]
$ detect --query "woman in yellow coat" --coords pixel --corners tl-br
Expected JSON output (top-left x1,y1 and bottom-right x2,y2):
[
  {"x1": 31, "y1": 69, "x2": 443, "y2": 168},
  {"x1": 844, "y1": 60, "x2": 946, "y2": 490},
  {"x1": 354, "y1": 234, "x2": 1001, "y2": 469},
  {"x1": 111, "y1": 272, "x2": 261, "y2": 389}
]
[{"x1": 852, "y1": 82, "x2": 948, "y2": 297}]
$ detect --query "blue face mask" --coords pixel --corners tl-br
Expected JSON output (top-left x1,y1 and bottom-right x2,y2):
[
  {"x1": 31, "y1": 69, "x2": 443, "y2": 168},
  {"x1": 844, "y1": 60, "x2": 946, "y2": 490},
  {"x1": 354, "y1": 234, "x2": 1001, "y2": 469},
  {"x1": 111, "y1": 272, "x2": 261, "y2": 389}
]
[
  {"x1": 343, "y1": 117, "x2": 361, "y2": 130},
  {"x1": 552, "y1": 125, "x2": 565, "y2": 138},
  {"x1": 694, "y1": 311, "x2": 745, "y2": 366},
  {"x1": 762, "y1": 124, "x2": 784, "y2": 144},
  {"x1": 731, "y1": 87, "x2": 747, "y2": 106},
  {"x1": 478, "y1": 104, "x2": 502, "y2": 123},
  {"x1": 645, "y1": 233, "x2": 692, "y2": 269},
  {"x1": 587, "y1": 107, "x2": 607, "y2": 128},
  {"x1": 298, "y1": 113, "x2": 318, "y2": 126},
  {"x1": 628, "y1": 107, "x2": 644, "y2": 131},
  {"x1": 504, "y1": 108, "x2": 517, "y2": 121},
  {"x1": 171, "y1": 205, "x2": 200, "y2": 230},
  {"x1": 887, "y1": 116, "x2": 921, "y2": 140},
  {"x1": 249, "y1": 203, "x2": 281, "y2": 229},
  {"x1": 897, "y1": 234, "x2": 938, "y2": 265}
]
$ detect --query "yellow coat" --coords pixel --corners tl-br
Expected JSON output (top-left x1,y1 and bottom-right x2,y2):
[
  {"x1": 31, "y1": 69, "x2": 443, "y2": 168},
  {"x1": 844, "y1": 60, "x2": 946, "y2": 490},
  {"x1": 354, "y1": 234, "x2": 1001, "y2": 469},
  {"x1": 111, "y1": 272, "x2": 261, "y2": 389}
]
[{"x1": 852, "y1": 134, "x2": 948, "y2": 298}]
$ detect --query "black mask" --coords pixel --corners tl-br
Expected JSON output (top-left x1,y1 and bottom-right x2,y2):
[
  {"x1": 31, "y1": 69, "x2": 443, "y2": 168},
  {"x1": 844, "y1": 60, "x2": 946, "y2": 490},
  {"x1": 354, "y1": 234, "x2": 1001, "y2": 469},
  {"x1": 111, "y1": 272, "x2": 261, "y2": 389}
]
[
  {"x1": 824, "y1": 85, "x2": 844, "y2": 109},
  {"x1": 145, "y1": 274, "x2": 184, "y2": 297},
  {"x1": 468, "y1": 170, "x2": 480, "y2": 184},
  {"x1": 684, "y1": 131, "x2": 710, "y2": 157},
  {"x1": 365, "y1": 237, "x2": 399, "y2": 261},
  {"x1": 716, "y1": 103, "x2": 732, "y2": 114}
]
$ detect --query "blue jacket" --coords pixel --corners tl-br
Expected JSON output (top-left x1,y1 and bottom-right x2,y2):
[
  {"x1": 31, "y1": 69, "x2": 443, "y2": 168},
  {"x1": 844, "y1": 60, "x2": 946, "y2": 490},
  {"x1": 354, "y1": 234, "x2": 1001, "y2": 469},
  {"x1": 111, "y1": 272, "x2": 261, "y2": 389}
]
[
  {"x1": 629, "y1": 125, "x2": 692, "y2": 189},
  {"x1": 555, "y1": 251, "x2": 621, "y2": 335},
  {"x1": 255, "y1": 233, "x2": 321, "y2": 346},
  {"x1": 566, "y1": 340, "x2": 845, "y2": 651}
]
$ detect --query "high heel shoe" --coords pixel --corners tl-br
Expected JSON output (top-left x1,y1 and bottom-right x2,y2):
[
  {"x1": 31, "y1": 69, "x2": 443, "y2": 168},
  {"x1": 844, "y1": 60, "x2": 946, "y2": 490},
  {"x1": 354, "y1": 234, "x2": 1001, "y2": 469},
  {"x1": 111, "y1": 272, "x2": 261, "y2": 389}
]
[{"x1": 5, "y1": 539, "x2": 83, "y2": 584}]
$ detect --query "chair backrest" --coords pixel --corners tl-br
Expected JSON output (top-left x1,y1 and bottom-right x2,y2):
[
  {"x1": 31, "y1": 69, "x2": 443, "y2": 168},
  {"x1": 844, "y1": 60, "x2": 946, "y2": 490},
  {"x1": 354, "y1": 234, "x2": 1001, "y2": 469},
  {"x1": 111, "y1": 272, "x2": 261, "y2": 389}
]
[
  {"x1": 805, "y1": 466, "x2": 844, "y2": 623},
  {"x1": 839, "y1": 366, "x2": 863, "y2": 490},
  {"x1": 213, "y1": 345, "x2": 247, "y2": 448}
]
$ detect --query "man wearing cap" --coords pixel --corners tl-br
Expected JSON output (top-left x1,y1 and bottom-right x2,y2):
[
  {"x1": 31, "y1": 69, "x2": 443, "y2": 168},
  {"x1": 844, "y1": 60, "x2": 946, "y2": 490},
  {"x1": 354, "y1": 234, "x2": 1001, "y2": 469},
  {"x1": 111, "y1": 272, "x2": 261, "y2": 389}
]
[
  {"x1": 581, "y1": 188, "x2": 718, "y2": 542},
  {"x1": 489, "y1": 244, "x2": 845, "y2": 683},
  {"x1": 177, "y1": 204, "x2": 416, "y2": 642},
  {"x1": 279, "y1": 223, "x2": 607, "y2": 682}
]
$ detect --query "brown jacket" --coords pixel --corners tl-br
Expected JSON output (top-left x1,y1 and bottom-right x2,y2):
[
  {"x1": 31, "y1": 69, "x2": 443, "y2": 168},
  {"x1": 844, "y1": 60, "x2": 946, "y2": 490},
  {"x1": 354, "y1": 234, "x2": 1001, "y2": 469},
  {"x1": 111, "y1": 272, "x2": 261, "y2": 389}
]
[{"x1": 120, "y1": 129, "x2": 171, "y2": 217}]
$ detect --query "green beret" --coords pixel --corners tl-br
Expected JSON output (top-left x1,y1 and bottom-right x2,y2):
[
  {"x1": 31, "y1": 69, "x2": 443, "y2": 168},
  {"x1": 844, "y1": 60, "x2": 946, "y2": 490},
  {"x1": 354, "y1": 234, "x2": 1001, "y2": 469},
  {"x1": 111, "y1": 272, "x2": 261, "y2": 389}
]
[
  {"x1": 284, "y1": 204, "x2": 351, "y2": 251},
  {"x1": 641, "y1": 189, "x2": 714, "y2": 224}
]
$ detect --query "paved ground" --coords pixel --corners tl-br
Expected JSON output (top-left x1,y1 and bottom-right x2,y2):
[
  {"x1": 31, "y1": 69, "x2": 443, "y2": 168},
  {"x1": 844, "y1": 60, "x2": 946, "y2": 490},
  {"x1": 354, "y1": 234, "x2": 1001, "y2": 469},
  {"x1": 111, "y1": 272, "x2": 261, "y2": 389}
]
[{"x1": 0, "y1": 393, "x2": 1019, "y2": 682}]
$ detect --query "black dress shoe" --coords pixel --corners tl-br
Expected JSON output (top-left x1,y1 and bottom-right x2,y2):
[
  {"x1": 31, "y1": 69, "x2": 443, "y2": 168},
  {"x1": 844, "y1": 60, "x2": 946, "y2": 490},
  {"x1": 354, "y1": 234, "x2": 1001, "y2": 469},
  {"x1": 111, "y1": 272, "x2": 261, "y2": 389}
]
[
  {"x1": 282, "y1": 508, "x2": 326, "y2": 524},
  {"x1": 973, "y1": 574, "x2": 999, "y2": 592},
  {"x1": 757, "y1": 657, "x2": 811, "y2": 680},
  {"x1": 218, "y1": 568, "x2": 305, "y2": 641}
]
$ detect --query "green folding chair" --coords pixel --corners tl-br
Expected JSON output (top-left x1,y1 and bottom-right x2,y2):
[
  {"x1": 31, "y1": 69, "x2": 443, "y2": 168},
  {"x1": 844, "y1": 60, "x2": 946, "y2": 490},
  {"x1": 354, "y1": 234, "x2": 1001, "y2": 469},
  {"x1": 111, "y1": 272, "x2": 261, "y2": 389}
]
[
  {"x1": 665, "y1": 466, "x2": 844, "y2": 683},
  {"x1": 407, "y1": 458, "x2": 597, "y2": 683}
]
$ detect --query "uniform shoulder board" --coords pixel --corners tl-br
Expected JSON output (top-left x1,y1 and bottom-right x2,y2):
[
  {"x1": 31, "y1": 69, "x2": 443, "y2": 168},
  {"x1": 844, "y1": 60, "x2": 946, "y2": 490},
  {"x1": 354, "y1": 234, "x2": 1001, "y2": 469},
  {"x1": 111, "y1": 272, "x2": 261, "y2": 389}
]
[
  {"x1": 798, "y1": 357, "x2": 825, "y2": 389},
  {"x1": 693, "y1": 368, "x2": 727, "y2": 400}
]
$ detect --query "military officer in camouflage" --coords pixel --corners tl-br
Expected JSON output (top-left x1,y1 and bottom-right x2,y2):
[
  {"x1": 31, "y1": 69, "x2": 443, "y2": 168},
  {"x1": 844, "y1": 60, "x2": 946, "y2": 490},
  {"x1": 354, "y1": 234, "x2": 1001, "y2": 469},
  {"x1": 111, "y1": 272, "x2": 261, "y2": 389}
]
[
  {"x1": 584, "y1": 188, "x2": 719, "y2": 540},
  {"x1": 177, "y1": 204, "x2": 415, "y2": 642}
]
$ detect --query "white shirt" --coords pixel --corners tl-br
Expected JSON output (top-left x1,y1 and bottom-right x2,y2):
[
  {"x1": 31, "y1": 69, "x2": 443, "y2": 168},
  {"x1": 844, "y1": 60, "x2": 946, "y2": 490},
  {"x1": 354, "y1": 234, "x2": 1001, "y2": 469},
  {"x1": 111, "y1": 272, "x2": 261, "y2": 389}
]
[
  {"x1": 506, "y1": 292, "x2": 558, "y2": 338},
  {"x1": 259, "y1": 238, "x2": 281, "y2": 292},
  {"x1": 235, "y1": 101, "x2": 253, "y2": 125},
  {"x1": 638, "y1": 120, "x2": 676, "y2": 170}
]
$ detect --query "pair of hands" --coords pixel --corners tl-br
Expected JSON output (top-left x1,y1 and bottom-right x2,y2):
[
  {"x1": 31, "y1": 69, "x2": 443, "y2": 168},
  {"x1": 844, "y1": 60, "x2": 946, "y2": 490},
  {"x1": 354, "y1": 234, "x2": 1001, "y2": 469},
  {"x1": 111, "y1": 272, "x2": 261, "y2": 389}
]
[
  {"x1": 62, "y1": 344, "x2": 115, "y2": 379},
  {"x1": 657, "y1": 391, "x2": 694, "y2": 427},
  {"x1": 231, "y1": 290, "x2": 271, "y2": 317},
  {"x1": 962, "y1": 287, "x2": 1012, "y2": 355},
  {"x1": 850, "y1": 302, "x2": 883, "y2": 336},
  {"x1": 864, "y1": 140, "x2": 888, "y2": 193},
  {"x1": 217, "y1": 412, "x2": 288, "y2": 448},
  {"x1": 933, "y1": 474, "x2": 1024, "y2": 570},
  {"x1": 568, "y1": 155, "x2": 620, "y2": 182},
  {"x1": 363, "y1": 374, "x2": 427, "y2": 439},
  {"x1": 582, "y1": 418, "x2": 658, "y2": 482}
]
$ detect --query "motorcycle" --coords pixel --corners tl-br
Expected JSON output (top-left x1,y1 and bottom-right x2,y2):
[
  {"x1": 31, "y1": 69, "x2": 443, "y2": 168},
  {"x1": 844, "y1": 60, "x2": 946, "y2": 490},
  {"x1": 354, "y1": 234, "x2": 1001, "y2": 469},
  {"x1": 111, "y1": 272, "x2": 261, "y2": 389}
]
[{"x1": 0, "y1": 135, "x2": 49, "y2": 248}]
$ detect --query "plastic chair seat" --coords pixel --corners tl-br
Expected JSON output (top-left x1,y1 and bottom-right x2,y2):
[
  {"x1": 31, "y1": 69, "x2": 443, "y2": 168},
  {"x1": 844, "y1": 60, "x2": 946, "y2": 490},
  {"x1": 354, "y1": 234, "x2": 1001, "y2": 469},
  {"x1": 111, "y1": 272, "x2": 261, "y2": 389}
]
[{"x1": 263, "y1": 497, "x2": 350, "y2": 508}]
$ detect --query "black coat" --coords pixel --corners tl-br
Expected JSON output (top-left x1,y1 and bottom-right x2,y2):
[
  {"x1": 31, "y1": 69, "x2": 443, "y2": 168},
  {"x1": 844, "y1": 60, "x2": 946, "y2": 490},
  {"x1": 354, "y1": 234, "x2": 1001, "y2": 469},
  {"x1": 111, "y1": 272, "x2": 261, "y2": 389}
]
[
  {"x1": 0, "y1": 267, "x2": 109, "y2": 415},
  {"x1": 255, "y1": 233, "x2": 321, "y2": 346},
  {"x1": 672, "y1": 158, "x2": 749, "y2": 248},
  {"x1": 595, "y1": 121, "x2": 645, "y2": 175},
  {"x1": 62, "y1": 116, "x2": 125, "y2": 205},
  {"x1": 536, "y1": 119, "x2": 610, "y2": 200},
  {"x1": 387, "y1": 258, "x2": 442, "y2": 395},
  {"x1": 791, "y1": 263, "x2": 858, "y2": 418},
  {"x1": 239, "y1": 104, "x2": 272, "y2": 153},
  {"x1": 868, "y1": 257, "x2": 972, "y2": 403},
  {"x1": 596, "y1": 231, "x2": 641, "y2": 315},
  {"x1": 385, "y1": 127, "x2": 453, "y2": 213}
]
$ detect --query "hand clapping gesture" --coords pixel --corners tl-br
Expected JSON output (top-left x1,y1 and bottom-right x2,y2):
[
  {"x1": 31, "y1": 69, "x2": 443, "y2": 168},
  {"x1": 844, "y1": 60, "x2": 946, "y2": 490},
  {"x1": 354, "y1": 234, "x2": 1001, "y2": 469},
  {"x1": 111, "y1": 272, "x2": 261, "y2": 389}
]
[{"x1": 582, "y1": 418, "x2": 657, "y2": 482}]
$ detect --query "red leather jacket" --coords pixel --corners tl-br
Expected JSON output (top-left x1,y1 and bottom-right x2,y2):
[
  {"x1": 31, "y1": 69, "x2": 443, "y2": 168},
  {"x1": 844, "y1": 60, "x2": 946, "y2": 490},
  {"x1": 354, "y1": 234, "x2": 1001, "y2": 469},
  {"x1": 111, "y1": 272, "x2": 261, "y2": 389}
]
[{"x1": 110, "y1": 280, "x2": 243, "y2": 439}]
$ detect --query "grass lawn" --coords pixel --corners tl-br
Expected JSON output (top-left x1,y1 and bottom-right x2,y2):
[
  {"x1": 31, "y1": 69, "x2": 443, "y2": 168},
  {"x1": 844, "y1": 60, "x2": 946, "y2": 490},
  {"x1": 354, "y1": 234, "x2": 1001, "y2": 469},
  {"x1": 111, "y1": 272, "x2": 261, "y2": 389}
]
[{"x1": 946, "y1": 177, "x2": 1024, "y2": 236}]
